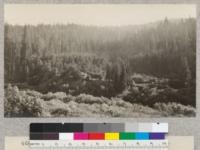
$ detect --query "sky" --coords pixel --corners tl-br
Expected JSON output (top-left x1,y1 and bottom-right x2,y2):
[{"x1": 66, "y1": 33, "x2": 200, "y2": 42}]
[{"x1": 4, "y1": 4, "x2": 196, "y2": 26}]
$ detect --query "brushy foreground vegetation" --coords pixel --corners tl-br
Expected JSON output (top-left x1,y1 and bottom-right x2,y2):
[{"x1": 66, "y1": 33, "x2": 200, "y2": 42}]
[{"x1": 4, "y1": 85, "x2": 195, "y2": 117}]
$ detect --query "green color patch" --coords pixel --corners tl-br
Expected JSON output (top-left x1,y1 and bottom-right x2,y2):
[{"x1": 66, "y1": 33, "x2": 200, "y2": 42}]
[{"x1": 120, "y1": 132, "x2": 135, "y2": 140}]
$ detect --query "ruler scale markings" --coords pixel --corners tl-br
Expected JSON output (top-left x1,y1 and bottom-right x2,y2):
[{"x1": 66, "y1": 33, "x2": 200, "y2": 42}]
[{"x1": 29, "y1": 140, "x2": 168, "y2": 149}]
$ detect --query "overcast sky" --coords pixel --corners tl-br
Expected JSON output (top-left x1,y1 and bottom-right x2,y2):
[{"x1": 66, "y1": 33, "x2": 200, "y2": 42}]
[{"x1": 5, "y1": 4, "x2": 196, "y2": 26}]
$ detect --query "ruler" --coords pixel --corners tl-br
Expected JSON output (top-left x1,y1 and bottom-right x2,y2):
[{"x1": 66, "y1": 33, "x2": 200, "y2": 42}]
[{"x1": 29, "y1": 140, "x2": 168, "y2": 150}]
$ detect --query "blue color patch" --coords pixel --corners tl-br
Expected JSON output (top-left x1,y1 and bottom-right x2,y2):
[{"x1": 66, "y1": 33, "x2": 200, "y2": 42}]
[{"x1": 135, "y1": 132, "x2": 149, "y2": 140}]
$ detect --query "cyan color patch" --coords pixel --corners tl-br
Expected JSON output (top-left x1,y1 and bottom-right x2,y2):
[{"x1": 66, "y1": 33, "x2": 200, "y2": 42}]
[{"x1": 135, "y1": 132, "x2": 149, "y2": 140}]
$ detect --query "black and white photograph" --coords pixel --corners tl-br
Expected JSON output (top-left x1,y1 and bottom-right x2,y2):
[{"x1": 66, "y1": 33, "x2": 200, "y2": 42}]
[{"x1": 4, "y1": 4, "x2": 196, "y2": 117}]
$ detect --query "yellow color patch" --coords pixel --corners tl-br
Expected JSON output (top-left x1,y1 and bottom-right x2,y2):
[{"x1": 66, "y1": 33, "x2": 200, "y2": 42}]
[{"x1": 105, "y1": 133, "x2": 119, "y2": 140}]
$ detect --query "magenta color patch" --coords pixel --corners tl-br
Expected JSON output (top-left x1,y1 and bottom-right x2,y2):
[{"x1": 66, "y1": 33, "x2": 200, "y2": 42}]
[{"x1": 74, "y1": 132, "x2": 89, "y2": 140}]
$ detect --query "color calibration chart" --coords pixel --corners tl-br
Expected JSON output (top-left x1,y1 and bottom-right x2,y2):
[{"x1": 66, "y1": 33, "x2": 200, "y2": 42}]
[{"x1": 29, "y1": 123, "x2": 168, "y2": 149}]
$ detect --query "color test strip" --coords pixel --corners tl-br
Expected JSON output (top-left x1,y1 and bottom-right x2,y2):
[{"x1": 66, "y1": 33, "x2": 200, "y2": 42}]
[
  {"x1": 83, "y1": 123, "x2": 99, "y2": 132},
  {"x1": 105, "y1": 133, "x2": 119, "y2": 140},
  {"x1": 30, "y1": 132, "x2": 166, "y2": 140},
  {"x1": 30, "y1": 133, "x2": 59, "y2": 140},
  {"x1": 30, "y1": 123, "x2": 168, "y2": 133},
  {"x1": 59, "y1": 133, "x2": 73, "y2": 140},
  {"x1": 152, "y1": 123, "x2": 168, "y2": 133},
  {"x1": 30, "y1": 123, "x2": 168, "y2": 140},
  {"x1": 135, "y1": 133, "x2": 149, "y2": 140},
  {"x1": 43, "y1": 133, "x2": 59, "y2": 140},
  {"x1": 149, "y1": 133, "x2": 165, "y2": 140},
  {"x1": 88, "y1": 133, "x2": 105, "y2": 140},
  {"x1": 30, "y1": 123, "x2": 44, "y2": 132},
  {"x1": 62, "y1": 123, "x2": 83, "y2": 132},
  {"x1": 74, "y1": 133, "x2": 89, "y2": 140},
  {"x1": 138, "y1": 123, "x2": 152, "y2": 132},
  {"x1": 30, "y1": 133, "x2": 43, "y2": 140},
  {"x1": 97, "y1": 124, "x2": 112, "y2": 132},
  {"x1": 111, "y1": 124, "x2": 125, "y2": 132},
  {"x1": 120, "y1": 132, "x2": 135, "y2": 140}
]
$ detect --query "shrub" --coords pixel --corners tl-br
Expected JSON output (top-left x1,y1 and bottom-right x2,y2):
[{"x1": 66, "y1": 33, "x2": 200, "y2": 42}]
[
  {"x1": 4, "y1": 85, "x2": 195, "y2": 117},
  {"x1": 4, "y1": 86, "x2": 43, "y2": 117},
  {"x1": 154, "y1": 102, "x2": 195, "y2": 117},
  {"x1": 75, "y1": 94, "x2": 108, "y2": 104},
  {"x1": 41, "y1": 92, "x2": 67, "y2": 101}
]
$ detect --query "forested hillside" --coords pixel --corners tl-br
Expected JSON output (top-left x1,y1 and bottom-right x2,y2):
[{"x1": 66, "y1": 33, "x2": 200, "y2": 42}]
[{"x1": 4, "y1": 18, "x2": 196, "y2": 117}]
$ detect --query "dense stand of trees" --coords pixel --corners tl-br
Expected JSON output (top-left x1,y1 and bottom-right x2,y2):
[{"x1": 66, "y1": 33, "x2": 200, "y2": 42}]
[
  {"x1": 4, "y1": 18, "x2": 196, "y2": 97},
  {"x1": 129, "y1": 18, "x2": 196, "y2": 87}
]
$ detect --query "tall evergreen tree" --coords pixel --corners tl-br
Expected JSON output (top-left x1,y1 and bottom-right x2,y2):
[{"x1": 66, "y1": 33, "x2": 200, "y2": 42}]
[{"x1": 20, "y1": 25, "x2": 28, "y2": 82}]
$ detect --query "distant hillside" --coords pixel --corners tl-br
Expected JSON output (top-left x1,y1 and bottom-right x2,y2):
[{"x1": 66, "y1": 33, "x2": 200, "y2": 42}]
[{"x1": 5, "y1": 18, "x2": 196, "y2": 82}]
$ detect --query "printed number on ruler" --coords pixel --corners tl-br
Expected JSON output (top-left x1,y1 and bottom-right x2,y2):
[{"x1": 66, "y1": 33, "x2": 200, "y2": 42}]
[{"x1": 29, "y1": 140, "x2": 168, "y2": 150}]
